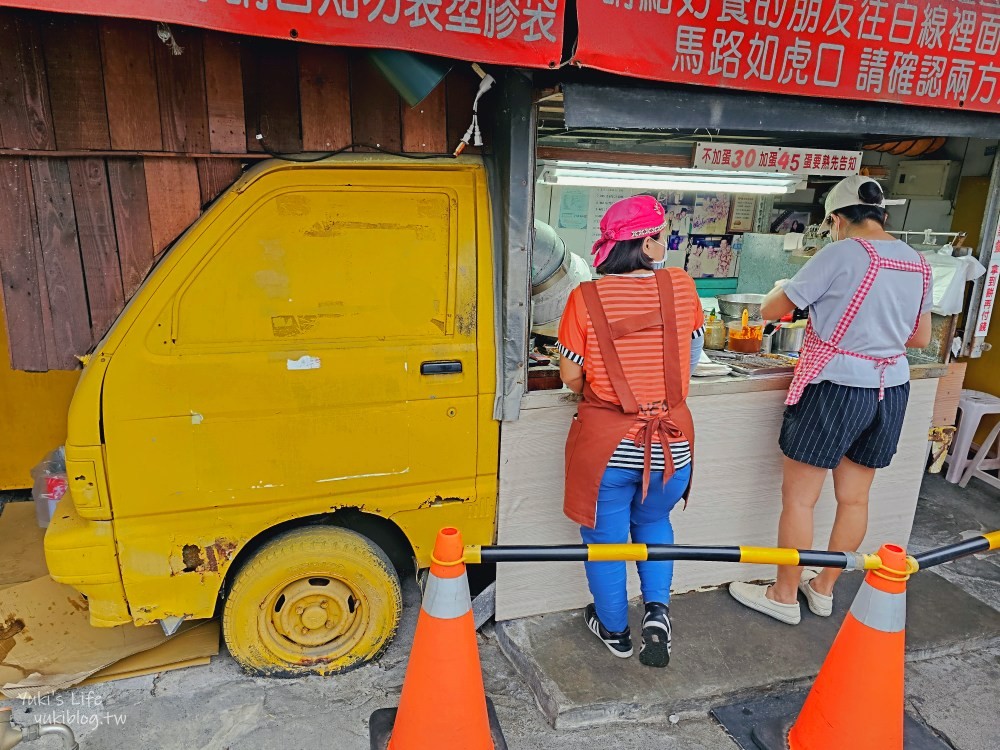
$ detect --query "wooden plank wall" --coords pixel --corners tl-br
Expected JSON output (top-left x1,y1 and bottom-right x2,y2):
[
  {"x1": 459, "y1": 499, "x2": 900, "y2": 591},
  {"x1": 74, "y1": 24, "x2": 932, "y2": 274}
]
[
  {"x1": 0, "y1": 9, "x2": 482, "y2": 371},
  {"x1": 932, "y1": 361, "x2": 967, "y2": 428}
]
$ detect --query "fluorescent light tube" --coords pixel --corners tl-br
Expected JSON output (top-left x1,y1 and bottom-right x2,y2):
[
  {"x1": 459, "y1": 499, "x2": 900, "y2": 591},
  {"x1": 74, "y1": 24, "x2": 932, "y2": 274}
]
[
  {"x1": 540, "y1": 173, "x2": 796, "y2": 195},
  {"x1": 537, "y1": 160, "x2": 801, "y2": 195}
]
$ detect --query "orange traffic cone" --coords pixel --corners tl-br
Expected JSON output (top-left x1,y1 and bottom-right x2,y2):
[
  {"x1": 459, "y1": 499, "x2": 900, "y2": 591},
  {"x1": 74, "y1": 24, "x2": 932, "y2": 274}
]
[
  {"x1": 369, "y1": 527, "x2": 506, "y2": 750},
  {"x1": 754, "y1": 543, "x2": 910, "y2": 750}
]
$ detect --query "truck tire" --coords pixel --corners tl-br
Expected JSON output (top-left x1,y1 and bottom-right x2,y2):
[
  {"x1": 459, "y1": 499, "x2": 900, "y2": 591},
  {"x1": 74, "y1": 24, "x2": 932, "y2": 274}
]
[{"x1": 222, "y1": 526, "x2": 402, "y2": 677}]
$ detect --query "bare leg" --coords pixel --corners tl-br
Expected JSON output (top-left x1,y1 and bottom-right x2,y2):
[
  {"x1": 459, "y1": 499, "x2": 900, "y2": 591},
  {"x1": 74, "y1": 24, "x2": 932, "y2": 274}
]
[
  {"x1": 768, "y1": 456, "x2": 829, "y2": 605},
  {"x1": 810, "y1": 457, "x2": 876, "y2": 596}
]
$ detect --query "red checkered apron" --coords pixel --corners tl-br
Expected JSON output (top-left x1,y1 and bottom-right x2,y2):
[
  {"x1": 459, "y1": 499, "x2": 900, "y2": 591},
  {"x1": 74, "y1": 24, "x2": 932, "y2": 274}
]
[{"x1": 785, "y1": 238, "x2": 931, "y2": 406}]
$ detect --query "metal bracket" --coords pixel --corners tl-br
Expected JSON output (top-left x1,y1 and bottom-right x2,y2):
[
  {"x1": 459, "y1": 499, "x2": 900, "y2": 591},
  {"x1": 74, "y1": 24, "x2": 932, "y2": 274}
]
[{"x1": 158, "y1": 616, "x2": 184, "y2": 637}]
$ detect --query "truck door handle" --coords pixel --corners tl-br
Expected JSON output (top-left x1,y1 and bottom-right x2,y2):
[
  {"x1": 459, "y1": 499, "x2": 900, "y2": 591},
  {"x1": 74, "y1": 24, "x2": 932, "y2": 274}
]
[{"x1": 421, "y1": 360, "x2": 463, "y2": 375}]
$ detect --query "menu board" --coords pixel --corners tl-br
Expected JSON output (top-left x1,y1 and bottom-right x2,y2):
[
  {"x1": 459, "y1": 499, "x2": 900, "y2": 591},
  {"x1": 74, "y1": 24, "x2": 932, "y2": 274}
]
[
  {"x1": 729, "y1": 196, "x2": 758, "y2": 232},
  {"x1": 694, "y1": 142, "x2": 863, "y2": 177}
]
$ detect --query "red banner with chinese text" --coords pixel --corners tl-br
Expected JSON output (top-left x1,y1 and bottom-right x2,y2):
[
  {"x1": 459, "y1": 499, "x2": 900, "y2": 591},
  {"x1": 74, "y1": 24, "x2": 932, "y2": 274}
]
[
  {"x1": 575, "y1": 0, "x2": 1000, "y2": 115},
  {"x1": 3, "y1": 0, "x2": 563, "y2": 68}
]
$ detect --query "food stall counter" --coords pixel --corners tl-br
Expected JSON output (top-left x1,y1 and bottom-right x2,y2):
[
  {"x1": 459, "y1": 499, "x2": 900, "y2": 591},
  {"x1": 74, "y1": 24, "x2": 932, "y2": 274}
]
[{"x1": 494, "y1": 366, "x2": 943, "y2": 622}]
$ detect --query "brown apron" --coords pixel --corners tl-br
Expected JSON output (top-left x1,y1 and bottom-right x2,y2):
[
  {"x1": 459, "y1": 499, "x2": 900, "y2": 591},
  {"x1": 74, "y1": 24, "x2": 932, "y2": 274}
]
[{"x1": 564, "y1": 271, "x2": 696, "y2": 529}]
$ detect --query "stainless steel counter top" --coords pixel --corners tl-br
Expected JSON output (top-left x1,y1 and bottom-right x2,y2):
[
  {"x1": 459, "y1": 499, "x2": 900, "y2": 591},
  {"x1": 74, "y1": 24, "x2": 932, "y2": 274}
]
[{"x1": 520, "y1": 363, "x2": 948, "y2": 410}]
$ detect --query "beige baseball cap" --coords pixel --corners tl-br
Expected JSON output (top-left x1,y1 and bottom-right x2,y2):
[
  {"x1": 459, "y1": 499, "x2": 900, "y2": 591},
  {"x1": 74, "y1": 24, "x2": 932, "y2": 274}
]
[{"x1": 824, "y1": 175, "x2": 905, "y2": 216}]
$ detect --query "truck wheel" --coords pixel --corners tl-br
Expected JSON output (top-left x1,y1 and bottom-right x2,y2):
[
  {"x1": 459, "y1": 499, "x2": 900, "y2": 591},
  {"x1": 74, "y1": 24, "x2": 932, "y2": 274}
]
[{"x1": 222, "y1": 526, "x2": 402, "y2": 677}]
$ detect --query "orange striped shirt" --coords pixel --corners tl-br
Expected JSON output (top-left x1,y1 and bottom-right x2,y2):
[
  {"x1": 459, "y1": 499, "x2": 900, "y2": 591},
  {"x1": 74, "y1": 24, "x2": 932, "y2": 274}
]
[{"x1": 558, "y1": 270, "x2": 703, "y2": 444}]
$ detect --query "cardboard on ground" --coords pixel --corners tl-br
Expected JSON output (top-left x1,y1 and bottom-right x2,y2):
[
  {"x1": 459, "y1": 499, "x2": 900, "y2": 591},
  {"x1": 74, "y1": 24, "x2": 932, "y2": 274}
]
[
  {"x1": 80, "y1": 622, "x2": 219, "y2": 686},
  {"x1": 0, "y1": 502, "x2": 49, "y2": 590},
  {"x1": 0, "y1": 576, "x2": 219, "y2": 698},
  {"x1": 0, "y1": 504, "x2": 219, "y2": 698}
]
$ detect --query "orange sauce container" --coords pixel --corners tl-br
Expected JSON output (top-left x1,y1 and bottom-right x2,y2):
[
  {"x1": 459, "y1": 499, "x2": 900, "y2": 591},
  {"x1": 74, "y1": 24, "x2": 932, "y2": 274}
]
[{"x1": 727, "y1": 309, "x2": 763, "y2": 353}]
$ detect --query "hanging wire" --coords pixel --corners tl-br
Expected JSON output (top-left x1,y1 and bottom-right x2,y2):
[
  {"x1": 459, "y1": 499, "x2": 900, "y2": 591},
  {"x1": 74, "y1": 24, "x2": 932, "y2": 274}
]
[{"x1": 254, "y1": 134, "x2": 457, "y2": 162}]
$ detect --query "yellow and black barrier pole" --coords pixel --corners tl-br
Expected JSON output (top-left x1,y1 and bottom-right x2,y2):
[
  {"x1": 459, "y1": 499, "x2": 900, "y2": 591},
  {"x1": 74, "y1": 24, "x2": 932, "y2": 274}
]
[
  {"x1": 465, "y1": 529, "x2": 1000, "y2": 573},
  {"x1": 465, "y1": 543, "x2": 885, "y2": 571},
  {"x1": 913, "y1": 529, "x2": 1000, "y2": 569}
]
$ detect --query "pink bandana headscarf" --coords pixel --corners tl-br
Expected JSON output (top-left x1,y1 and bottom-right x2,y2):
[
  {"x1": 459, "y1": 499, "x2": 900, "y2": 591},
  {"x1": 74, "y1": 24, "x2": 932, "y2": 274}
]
[{"x1": 591, "y1": 195, "x2": 668, "y2": 268}]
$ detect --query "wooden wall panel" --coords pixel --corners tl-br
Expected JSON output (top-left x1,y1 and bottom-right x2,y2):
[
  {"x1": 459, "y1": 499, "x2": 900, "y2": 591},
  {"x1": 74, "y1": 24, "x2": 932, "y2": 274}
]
[
  {"x1": 0, "y1": 158, "x2": 47, "y2": 371},
  {"x1": 299, "y1": 45, "x2": 352, "y2": 152},
  {"x1": 446, "y1": 68, "x2": 478, "y2": 156},
  {"x1": 69, "y1": 159, "x2": 124, "y2": 339},
  {"x1": 100, "y1": 19, "x2": 163, "y2": 152},
  {"x1": 0, "y1": 14, "x2": 474, "y2": 370},
  {"x1": 29, "y1": 158, "x2": 91, "y2": 368},
  {"x1": 203, "y1": 31, "x2": 246, "y2": 154},
  {"x1": 933, "y1": 362, "x2": 968, "y2": 428},
  {"x1": 155, "y1": 25, "x2": 210, "y2": 153},
  {"x1": 402, "y1": 86, "x2": 448, "y2": 154},
  {"x1": 350, "y1": 56, "x2": 401, "y2": 152},
  {"x1": 30, "y1": 196, "x2": 58, "y2": 371},
  {"x1": 42, "y1": 15, "x2": 111, "y2": 150},
  {"x1": 144, "y1": 159, "x2": 201, "y2": 256},
  {"x1": 108, "y1": 159, "x2": 155, "y2": 299},
  {"x1": 0, "y1": 11, "x2": 55, "y2": 150},
  {"x1": 242, "y1": 39, "x2": 302, "y2": 154},
  {"x1": 196, "y1": 158, "x2": 244, "y2": 206}
]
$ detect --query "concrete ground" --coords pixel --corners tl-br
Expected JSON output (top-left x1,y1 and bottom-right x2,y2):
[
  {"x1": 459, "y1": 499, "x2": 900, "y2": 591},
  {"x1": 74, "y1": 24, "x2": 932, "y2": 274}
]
[
  {"x1": 1, "y1": 475, "x2": 998, "y2": 749},
  {"x1": 0, "y1": 579, "x2": 737, "y2": 750},
  {"x1": 907, "y1": 473, "x2": 1000, "y2": 613},
  {"x1": 496, "y1": 569, "x2": 999, "y2": 729}
]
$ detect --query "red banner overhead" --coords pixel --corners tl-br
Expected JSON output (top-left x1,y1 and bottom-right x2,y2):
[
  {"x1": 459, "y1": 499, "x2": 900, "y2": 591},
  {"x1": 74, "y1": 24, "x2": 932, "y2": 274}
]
[
  {"x1": 575, "y1": 0, "x2": 1000, "y2": 114},
  {"x1": 5, "y1": 0, "x2": 564, "y2": 68}
]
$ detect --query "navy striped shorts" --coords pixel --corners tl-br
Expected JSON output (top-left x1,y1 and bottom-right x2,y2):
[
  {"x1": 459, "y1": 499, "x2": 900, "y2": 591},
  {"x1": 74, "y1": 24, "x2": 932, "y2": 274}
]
[{"x1": 779, "y1": 380, "x2": 910, "y2": 470}]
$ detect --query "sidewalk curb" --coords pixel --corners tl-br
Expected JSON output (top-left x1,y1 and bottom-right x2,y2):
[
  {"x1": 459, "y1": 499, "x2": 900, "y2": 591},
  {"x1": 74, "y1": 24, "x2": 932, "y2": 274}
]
[{"x1": 494, "y1": 570, "x2": 1000, "y2": 730}]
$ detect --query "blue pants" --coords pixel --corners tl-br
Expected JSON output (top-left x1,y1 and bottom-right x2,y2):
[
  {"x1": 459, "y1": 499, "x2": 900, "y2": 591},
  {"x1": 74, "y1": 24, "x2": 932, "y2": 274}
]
[{"x1": 580, "y1": 465, "x2": 691, "y2": 633}]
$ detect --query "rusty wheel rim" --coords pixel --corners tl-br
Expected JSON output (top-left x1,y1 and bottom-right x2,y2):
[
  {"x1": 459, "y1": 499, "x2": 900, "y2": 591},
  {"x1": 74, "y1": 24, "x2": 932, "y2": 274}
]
[{"x1": 258, "y1": 575, "x2": 369, "y2": 665}]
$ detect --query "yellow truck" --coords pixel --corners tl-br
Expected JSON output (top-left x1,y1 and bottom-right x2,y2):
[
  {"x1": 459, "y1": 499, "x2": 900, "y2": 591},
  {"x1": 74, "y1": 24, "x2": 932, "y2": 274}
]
[{"x1": 44, "y1": 157, "x2": 509, "y2": 676}]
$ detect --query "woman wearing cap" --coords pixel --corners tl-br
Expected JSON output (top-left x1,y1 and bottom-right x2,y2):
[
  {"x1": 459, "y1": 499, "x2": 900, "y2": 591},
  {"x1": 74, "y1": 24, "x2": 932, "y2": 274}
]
[
  {"x1": 557, "y1": 195, "x2": 705, "y2": 667},
  {"x1": 730, "y1": 176, "x2": 932, "y2": 625}
]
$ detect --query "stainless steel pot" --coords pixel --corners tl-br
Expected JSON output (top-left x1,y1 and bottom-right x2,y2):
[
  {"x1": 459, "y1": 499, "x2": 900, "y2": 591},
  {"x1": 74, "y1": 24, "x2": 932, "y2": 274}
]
[
  {"x1": 717, "y1": 294, "x2": 765, "y2": 321},
  {"x1": 774, "y1": 325, "x2": 806, "y2": 354}
]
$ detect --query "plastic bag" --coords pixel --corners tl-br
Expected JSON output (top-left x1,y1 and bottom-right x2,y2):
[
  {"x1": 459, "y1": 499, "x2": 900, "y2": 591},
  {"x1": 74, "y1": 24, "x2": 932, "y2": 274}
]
[{"x1": 30, "y1": 447, "x2": 67, "y2": 528}]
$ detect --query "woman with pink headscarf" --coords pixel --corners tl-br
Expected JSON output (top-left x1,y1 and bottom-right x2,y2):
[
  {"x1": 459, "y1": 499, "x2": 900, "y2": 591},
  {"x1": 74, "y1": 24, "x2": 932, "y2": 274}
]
[{"x1": 558, "y1": 195, "x2": 705, "y2": 668}]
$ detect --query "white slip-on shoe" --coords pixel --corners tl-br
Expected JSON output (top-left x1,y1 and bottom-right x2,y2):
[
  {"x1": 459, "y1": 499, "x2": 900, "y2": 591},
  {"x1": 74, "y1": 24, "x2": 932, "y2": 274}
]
[
  {"x1": 728, "y1": 581, "x2": 801, "y2": 625},
  {"x1": 799, "y1": 570, "x2": 834, "y2": 617}
]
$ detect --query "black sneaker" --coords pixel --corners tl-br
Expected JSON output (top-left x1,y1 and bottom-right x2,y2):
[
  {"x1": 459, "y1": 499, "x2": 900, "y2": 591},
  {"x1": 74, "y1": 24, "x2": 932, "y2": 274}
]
[
  {"x1": 639, "y1": 602, "x2": 672, "y2": 668},
  {"x1": 584, "y1": 604, "x2": 633, "y2": 658}
]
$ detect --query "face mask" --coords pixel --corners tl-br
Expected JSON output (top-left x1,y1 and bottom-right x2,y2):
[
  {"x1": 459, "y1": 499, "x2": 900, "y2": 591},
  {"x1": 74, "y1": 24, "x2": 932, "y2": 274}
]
[{"x1": 648, "y1": 237, "x2": 667, "y2": 269}]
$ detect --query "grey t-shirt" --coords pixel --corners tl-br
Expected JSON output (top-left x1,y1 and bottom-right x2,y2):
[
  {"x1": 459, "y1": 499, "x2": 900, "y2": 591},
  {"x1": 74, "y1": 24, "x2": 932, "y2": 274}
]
[{"x1": 783, "y1": 238, "x2": 932, "y2": 389}]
